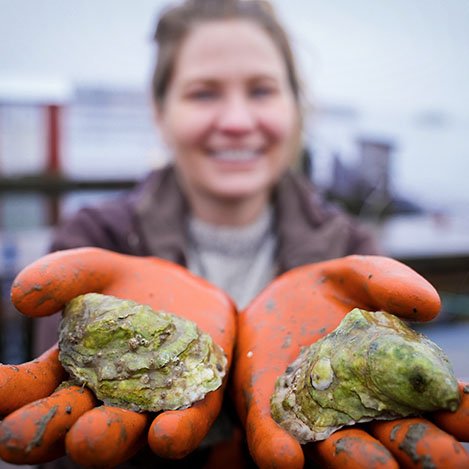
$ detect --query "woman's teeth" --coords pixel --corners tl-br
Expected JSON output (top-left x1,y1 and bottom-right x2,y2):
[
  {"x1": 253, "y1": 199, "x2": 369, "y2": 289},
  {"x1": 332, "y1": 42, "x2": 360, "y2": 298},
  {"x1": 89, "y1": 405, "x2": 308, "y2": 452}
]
[{"x1": 212, "y1": 149, "x2": 259, "y2": 161}]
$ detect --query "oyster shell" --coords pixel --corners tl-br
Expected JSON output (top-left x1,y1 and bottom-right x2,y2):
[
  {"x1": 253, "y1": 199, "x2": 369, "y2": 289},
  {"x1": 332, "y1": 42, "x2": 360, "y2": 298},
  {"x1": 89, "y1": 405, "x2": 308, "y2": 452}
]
[
  {"x1": 270, "y1": 308, "x2": 460, "y2": 443},
  {"x1": 58, "y1": 293, "x2": 227, "y2": 412}
]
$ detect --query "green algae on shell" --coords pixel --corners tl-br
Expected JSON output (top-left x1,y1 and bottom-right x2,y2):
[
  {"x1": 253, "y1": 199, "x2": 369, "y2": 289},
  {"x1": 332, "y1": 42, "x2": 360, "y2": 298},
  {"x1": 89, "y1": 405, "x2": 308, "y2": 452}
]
[
  {"x1": 270, "y1": 308, "x2": 460, "y2": 443},
  {"x1": 58, "y1": 293, "x2": 227, "y2": 412}
]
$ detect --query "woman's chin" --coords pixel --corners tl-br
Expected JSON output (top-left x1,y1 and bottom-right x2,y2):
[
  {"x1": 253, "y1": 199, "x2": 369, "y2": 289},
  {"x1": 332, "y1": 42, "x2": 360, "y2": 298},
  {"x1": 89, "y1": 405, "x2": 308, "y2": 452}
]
[
  {"x1": 208, "y1": 156, "x2": 263, "y2": 172},
  {"x1": 205, "y1": 180, "x2": 271, "y2": 203}
]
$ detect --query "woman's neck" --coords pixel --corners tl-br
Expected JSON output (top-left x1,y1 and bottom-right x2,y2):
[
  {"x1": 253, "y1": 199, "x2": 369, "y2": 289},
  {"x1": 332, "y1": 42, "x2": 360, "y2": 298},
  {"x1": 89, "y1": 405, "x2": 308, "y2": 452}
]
[{"x1": 186, "y1": 190, "x2": 271, "y2": 226}]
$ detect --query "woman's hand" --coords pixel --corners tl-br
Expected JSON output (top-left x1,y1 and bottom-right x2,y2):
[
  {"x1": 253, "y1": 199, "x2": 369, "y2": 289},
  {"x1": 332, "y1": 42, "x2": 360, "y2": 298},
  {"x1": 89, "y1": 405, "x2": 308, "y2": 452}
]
[
  {"x1": 0, "y1": 247, "x2": 236, "y2": 466},
  {"x1": 232, "y1": 255, "x2": 469, "y2": 468}
]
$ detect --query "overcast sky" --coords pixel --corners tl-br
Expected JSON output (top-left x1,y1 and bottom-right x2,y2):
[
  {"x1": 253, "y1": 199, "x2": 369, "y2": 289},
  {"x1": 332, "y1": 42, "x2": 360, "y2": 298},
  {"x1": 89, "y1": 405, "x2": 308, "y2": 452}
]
[
  {"x1": 1, "y1": 0, "x2": 468, "y2": 208},
  {"x1": 1, "y1": 0, "x2": 468, "y2": 116}
]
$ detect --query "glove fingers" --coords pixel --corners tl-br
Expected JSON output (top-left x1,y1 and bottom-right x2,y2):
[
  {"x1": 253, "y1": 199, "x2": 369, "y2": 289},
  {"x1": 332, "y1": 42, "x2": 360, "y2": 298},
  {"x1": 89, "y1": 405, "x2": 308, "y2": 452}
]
[
  {"x1": 148, "y1": 388, "x2": 222, "y2": 459},
  {"x1": 0, "y1": 343, "x2": 67, "y2": 415},
  {"x1": 327, "y1": 255, "x2": 441, "y2": 321},
  {"x1": 431, "y1": 381, "x2": 469, "y2": 442},
  {"x1": 369, "y1": 417, "x2": 469, "y2": 467},
  {"x1": 12, "y1": 247, "x2": 237, "y2": 358},
  {"x1": 11, "y1": 248, "x2": 116, "y2": 317},
  {"x1": 66, "y1": 405, "x2": 151, "y2": 467},
  {"x1": 236, "y1": 254, "x2": 442, "y2": 403},
  {"x1": 0, "y1": 383, "x2": 96, "y2": 464},
  {"x1": 245, "y1": 406, "x2": 304, "y2": 469},
  {"x1": 304, "y1": 427, "x2": 398, "y2": 469}
]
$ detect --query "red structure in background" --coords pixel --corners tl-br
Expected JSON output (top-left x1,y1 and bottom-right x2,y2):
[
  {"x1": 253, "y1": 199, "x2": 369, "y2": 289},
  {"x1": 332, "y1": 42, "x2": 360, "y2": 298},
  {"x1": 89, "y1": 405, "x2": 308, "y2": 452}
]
[
  {"x1": 45, "y1": 104, "x2": 61, "y2": 174},
  {"x1": 0, "y1": 78, "x2": 70, "y2": 178},
  {"x1": 44, "y1": 103, "x2": 63, "y2": 225}
]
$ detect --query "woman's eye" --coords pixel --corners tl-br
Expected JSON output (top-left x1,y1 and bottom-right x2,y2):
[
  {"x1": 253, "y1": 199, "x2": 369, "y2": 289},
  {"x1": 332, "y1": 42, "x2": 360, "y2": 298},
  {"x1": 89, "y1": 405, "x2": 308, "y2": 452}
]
[
  {"x1": 189, "y1": 89, "x2": 217, "y2": 101},
  {"x1": 250, "y1": 86, "x2": 276, "y2": 98}
]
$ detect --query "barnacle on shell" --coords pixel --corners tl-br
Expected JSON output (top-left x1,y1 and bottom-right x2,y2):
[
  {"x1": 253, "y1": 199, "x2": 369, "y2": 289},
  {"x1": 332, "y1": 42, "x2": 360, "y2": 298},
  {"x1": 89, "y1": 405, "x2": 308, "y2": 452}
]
[
  {"x1": 270, "y1": 308, "x2": 460, "y2": 443},
  {"x1": 58, "y1": 293, "x2": 227, "y2": 412}
]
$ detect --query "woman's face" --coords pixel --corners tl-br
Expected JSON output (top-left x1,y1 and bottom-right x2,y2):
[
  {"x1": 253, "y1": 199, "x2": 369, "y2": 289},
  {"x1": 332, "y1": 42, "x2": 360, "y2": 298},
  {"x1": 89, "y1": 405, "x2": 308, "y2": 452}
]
[{"x1": 156, "y1": 19, "x2": 301, "y2": 208}]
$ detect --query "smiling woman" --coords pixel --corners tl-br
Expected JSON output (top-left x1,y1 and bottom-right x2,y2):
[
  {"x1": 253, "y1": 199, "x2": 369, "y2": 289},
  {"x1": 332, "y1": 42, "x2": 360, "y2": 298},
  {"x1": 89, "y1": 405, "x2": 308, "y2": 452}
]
[
  {"x1": 39, "y1": 0, "x2": 379, "y2": 312},
  {"x1": 32, "y1": 0, "x2": 382, "y2": 467}
]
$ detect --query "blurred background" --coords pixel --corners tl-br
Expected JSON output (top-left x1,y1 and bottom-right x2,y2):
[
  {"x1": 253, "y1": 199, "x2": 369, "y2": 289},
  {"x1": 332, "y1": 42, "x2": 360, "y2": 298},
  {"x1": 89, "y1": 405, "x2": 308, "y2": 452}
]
[{"x1": 0, "y1": 0, "x2": 468, "y2": 379}]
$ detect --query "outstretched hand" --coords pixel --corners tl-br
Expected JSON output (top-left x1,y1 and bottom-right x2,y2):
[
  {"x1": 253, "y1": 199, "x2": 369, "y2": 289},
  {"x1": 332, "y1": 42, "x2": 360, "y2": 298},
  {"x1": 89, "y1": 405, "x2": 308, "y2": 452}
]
[
  {"x1": 0, "y1": 247, "x2": 236, "y2": 467},
  {"x1": 232, "y1": 255, "x2": 469, "y2": 468}
]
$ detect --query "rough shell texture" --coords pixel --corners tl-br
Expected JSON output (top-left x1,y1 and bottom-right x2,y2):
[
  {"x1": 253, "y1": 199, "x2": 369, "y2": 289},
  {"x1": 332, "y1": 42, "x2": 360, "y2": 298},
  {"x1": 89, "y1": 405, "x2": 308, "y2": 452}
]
[
  {"x1": 59, "y1": 293, "x2": 227, "y2": 412},
  {"x1": 270, "y1": 308, "x2": 460, "y2": 443}
]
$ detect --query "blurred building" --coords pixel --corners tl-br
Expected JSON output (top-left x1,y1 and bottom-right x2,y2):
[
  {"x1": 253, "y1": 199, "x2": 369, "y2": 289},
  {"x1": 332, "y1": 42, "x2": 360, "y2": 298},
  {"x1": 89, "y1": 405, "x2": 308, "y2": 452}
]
[
  {"x1": 358, "y1": 137, "x2": 392, "y2": 197},
  {"x1": 323, "y1": 136, "x2": 422, "y2": 220}
]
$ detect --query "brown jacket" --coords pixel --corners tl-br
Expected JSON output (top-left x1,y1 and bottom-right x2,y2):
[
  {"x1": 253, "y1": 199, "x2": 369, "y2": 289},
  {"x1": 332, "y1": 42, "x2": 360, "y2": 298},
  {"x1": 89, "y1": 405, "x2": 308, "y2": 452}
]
[{"x1": 50, "y1": 164, "x2": 380, "y2": 268}]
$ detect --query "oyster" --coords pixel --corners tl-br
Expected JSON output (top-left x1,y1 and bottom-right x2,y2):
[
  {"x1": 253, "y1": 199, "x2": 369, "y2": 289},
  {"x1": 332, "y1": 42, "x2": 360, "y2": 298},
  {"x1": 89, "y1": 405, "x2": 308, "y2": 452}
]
[
  {"x1": 58, "y1": 293, "x2": 227, "y2": 412},
  {"x1": 270, "y1": 308, "x2": 460, "y2": 443}
]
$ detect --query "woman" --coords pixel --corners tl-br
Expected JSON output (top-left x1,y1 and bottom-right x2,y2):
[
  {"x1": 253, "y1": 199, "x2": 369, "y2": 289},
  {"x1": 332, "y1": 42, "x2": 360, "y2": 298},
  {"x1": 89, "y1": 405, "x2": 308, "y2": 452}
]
[
  {"x1": 37, "y1": 0, "x2": 378, "y2": 353},
  {"x1": 35, "y1": 0, "x2": 380, "y2": 466}
]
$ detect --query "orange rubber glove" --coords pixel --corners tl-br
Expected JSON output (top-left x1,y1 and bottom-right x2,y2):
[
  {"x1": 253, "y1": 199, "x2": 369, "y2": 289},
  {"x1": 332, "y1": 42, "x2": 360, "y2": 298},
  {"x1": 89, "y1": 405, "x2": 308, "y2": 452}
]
[
  {"x1": 0, "y1": 247, "x2": 236, "y2": 467},
  {"x1": 232, "y1": 255, "x2": 469, "y2": 468}
]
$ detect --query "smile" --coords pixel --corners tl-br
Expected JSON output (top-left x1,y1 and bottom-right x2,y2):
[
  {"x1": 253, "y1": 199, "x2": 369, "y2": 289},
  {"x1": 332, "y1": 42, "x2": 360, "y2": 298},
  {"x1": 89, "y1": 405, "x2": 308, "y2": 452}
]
[{"x1": 209, "y1": 149, "x2": 262, "y2": 161}]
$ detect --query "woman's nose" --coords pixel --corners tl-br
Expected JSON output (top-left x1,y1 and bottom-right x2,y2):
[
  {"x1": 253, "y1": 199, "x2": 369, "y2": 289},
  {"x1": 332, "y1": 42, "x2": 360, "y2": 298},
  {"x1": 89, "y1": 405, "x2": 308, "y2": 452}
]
[{"x1": 216, "y1": 95, "x2": 256, "y2": 133}]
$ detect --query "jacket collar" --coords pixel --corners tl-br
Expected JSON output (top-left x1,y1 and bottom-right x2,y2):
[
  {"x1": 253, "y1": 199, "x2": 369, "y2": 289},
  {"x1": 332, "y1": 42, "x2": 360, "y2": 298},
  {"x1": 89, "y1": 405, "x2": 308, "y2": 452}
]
[
  {"x1": 133, "y1": 165, "x2": 189, "y2": 265},
  {"x1": 132, "y1": 165, "x2": 343, "y2": 272},
  {"x1": 274, "y1": 172, "x2": 348, "y2": 271}
]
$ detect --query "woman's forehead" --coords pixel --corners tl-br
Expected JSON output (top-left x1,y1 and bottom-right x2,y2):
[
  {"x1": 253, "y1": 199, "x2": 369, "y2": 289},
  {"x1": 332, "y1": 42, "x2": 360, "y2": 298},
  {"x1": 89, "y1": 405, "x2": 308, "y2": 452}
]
[{"x1": 172, "y1": 19, "x2": 288, "y2": 83}]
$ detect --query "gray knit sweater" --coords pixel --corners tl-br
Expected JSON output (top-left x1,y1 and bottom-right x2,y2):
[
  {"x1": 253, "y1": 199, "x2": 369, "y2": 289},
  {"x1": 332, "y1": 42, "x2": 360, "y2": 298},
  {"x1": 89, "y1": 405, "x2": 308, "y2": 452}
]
[{"x1": 186, "y1": 207, "x2": 276, "y2": 309}]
